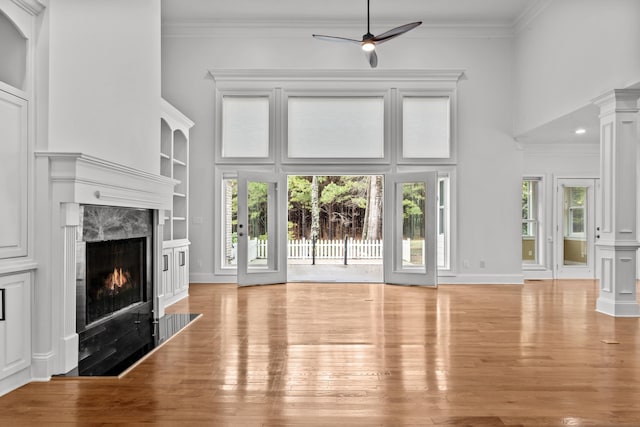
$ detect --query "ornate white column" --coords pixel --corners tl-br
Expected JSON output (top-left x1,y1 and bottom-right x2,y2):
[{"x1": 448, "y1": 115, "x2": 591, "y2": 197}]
[
  {"x1": 593, "y1": 89, "x2": 640, "y2": 317},
  {"x1": 60, "y1": 202, "x2": 80, "y2": 372}
]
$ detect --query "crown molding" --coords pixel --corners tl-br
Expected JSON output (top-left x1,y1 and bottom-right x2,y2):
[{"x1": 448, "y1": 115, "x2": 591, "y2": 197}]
[
  {"x1": 10, "y1": 0, "x2": 45, "y2": 15},
  {"x1": 208, "y1": 69, "x2": 465, "y2": 84},
  {"x1": 519, "y1": 141, "x2": 599, "y2": 154},
  {"x1": 513, "y1": 0, "x2": 552, "y2": 34},
  {"x1": 163, "y1": 19, "x2": 515, "y2": 39}
]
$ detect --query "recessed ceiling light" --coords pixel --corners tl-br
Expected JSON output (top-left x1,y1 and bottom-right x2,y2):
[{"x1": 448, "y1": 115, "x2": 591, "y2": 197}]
[{"x1": 575, "y1": 128, "x2": 586, "y2": 135}]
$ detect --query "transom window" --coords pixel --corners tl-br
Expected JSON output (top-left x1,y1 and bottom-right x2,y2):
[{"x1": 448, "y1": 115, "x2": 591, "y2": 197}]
[
  {"x1": 403, "y1": 97, "x2": 450, "y2": 159},
  {"x1": 287, "y1": 96, "x2": 385, "y2": 159}
]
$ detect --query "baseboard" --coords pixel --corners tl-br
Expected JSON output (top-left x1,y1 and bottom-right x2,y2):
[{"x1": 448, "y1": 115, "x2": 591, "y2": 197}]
[
  {"x1": 162, "y1": 289, "x2": 189, "y2": 308},
  {"x1": 438, "y1": 274, "x2": 524, "y2": 285},
  {"x1": 190, "y1": 272, "x2": 234, "y2": 283},
  {"x1": 190, "y1": 272, "x2": 525, "y2": 285},
  {"x1": 61, "y1": 333, "x2": 79, "y2": 374},
  {"x1": 523, "y1": 269, "x2": 554, "y2": 280},
  {"x1": 0, "y1": 366, "x2": 31, "y2": 397},
  {"x1": 31, "y1": 351, "x2": 55, "y2": 381},
  {"x1": 596, "y1": 298, "x2": 640, "y2": 317}
]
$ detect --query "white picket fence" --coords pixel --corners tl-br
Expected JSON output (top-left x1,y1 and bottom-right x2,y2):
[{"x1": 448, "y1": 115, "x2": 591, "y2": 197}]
[
  {"x1": 243, "y1": 237, "x2": 443, "y2": 266},
  {"x1": 253, "y1": 238, "x2": 388, "y2": 260},
  {"x1": 286, "y1": 238, "x2": 383, "y2": 260}
]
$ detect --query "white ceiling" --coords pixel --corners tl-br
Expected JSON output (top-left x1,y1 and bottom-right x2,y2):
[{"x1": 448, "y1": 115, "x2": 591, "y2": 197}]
[
  {"x1": 515, "y1": 105, "x2": 600, "y2": 145},
  {"x1": 161, "y1": 0, "x2": 539, "y2": 25}
]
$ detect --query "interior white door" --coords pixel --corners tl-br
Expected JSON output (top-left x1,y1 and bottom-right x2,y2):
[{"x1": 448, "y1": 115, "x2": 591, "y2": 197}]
[
  {"x1": 555, "y1": 178, "x2": 597, "y2": 279},
  {"x1": 237, "y1": 172, "x2": 287, "y2": 286},
  {"x1": 384, "y1": 172, "x2": 438, "y2": 287}
]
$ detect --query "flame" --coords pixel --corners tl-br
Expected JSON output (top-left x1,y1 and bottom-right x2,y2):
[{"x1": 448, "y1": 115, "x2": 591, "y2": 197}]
[{"x1": 105, "y1": 267, "x2": 130, "y2": 292}]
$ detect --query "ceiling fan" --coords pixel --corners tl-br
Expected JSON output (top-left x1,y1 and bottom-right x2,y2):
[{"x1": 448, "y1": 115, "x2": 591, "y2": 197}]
[{"x1": 312, "y1": 0, "x2": 422, "y2": 68}]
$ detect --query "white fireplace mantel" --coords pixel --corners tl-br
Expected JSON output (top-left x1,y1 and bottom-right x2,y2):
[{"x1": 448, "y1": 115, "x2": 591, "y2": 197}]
[
  {"x1": 36, "y1": 152, "x2": 177, "y2": 210},
  {"x1": 34, "y1": 152, "x2": 177, "y2": 376}
]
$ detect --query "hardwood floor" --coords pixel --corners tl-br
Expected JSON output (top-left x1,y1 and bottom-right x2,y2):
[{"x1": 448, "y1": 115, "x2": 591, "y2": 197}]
[{"x1": 2, "y1": 280, "x2": 640, "y2": 426}]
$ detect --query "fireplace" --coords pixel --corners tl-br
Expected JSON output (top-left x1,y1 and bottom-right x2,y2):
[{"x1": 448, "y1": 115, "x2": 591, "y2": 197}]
[
  {"x1": 35, "y1": 152, "x2": 177, "y2": 379},
  {"x1": 85, "y1": 237, "x2": 145, "y2": 325},
  {"x1": 76, "y1": 205, "x2": 154, "y2": 375}
]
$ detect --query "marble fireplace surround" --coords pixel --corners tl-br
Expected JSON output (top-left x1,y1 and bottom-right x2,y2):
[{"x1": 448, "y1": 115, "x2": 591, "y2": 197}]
[{"x1": 36, "y1": 153, "x2": 176, "y2": 375}]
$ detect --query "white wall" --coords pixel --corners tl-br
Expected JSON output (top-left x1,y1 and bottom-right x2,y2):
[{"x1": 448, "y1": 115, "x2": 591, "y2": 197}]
[
  {"x1": 514, "y1": 0, "x2": 640, "y2": 135},
  {"x1": 0, "y1": 9, "x2": 27, "y2": 90},
  {"x1": 47, "y1": 0, "x2": 161, "y2": 174},
  {"x1": 162, "y1": 26, "x2": 523, "y2": 283}
]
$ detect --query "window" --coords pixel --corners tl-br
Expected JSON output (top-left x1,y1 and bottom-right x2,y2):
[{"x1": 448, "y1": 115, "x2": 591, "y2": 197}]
[
  {"x1": 565, "y1": 187, "x2": 586, "y2": 238},
  {"x1": 221, "y1": 96, "x2": 270, "y2": 158},
  {"x1": 522, "y1": 178, "x2": 540, "y2": 264},
  {"x1": 287, "y1": 96, "x2": 385, "y2": 159},
  {"x1": 437, "y1": 176, "x2": 450, "y2": 269},
  {"x1": 222, "y1": 177, "x2": 237, "y2": 268},
  {"x1": 402, "y1": 97, "x2": 450, "y2": 159},
  {"x1": 211, "y1": 70, "x2": 462, "y2": 277}
]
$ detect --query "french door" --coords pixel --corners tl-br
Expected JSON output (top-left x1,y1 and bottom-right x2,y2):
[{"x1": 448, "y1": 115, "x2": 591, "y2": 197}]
[
  {"x1": 236, "y1": 171, "x2": 437, "y2": 286},
  {"x1": 555, "y1": 178, "x2": 598, "y2": 279},
  {"x1": 236, "y1": 172, "x2": 287, "y2": 286},
  {"x1": 383, "y1": 172, "x2": 438, "y2": 287}
]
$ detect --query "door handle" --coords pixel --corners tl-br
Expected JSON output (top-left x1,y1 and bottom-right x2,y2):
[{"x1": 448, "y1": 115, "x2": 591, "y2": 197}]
[{"x1": 0, "y1": 289, "x2": 5, "y2": 321}]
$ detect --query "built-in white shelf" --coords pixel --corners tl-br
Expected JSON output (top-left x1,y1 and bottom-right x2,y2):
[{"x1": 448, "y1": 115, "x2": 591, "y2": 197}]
[{"x1": 160, "y1": 99, "x2": 194, "y2": 310}]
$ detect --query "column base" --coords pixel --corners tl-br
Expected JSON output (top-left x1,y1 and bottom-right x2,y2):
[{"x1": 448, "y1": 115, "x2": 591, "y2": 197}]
[
  {"x1": 596, "y1": 297, "x2": 640, "y2": 317},
  {"x1": 59, "y1": 333, "x2": 79, "y2": 374},
  {"x1": 31, "y1": 351, "x2": 55, "y2": 381}
]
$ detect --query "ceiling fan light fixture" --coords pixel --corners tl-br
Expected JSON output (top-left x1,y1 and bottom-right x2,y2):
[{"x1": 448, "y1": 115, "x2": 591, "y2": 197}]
[
  {"x1": 362, "y1": 41, "x2": 375, "y2": 52},
  {"x1": 312, "y1": 0, "x2": 421, "y2": 68}
]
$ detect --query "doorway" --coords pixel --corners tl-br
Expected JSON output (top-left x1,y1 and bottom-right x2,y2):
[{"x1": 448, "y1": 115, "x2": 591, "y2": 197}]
[
  {"x1": 229, "y1": 171, "x2": 439, "y2": 286},
  {"x1": 287, "y1": 175, "x2": 384, "y2": 282},
  {"x1": 555, "y1": 178, "x2": 599, "y2": 279}
]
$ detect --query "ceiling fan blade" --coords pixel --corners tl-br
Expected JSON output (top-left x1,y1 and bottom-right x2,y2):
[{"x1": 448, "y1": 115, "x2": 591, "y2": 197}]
[
  {"x1": 371, "y1": 21, "x2": 422, "y2": 44},
  {"x1": 313, "y1": 34, "x2": 362, "y2": 45},
  {"x1": 365, "y1": 50, "x2": 378, "y2": 68}
]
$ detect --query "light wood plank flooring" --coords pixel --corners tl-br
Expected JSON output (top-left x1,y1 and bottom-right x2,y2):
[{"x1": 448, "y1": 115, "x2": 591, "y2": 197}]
[{"x1": 2, "y1": 280, "x2": 640, "y2": 426}]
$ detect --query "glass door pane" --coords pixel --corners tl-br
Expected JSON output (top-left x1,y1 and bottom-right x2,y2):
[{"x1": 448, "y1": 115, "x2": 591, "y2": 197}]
[
  {"x1": 402, "y1": 182, "x2": 426, "y2": 269},
  {"x1": 563, "y1": 186, "x2": 587, "y2": 267}
]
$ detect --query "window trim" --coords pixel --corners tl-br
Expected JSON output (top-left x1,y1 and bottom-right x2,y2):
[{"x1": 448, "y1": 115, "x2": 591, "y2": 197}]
[
  {"x1": 396, "y1": 89, "x2": 458, "y2": 165},
  {"x1": 214, "y1": 90, "x2": 276, "y2": 164},
  {"x1": 210, "y1": 70, "x2": 464, "y2": 278},
  {"x1": 281, "y1": 89, "x2": 391, "y2": 164},
  {"x1": 522, "y1": 176, "x2": 544, "y2": 268}
]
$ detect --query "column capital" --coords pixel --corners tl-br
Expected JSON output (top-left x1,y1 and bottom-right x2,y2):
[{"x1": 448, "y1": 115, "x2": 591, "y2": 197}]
[
  {"x1": 60, "y1": 202, "x2": 80, "y2": 227},
  {"x1": 592, "y1": 89, "x2": 640, "y2": 114}
]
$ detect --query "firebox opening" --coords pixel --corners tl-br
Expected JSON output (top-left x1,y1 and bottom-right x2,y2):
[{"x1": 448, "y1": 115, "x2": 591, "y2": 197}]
[{"x1": 85, "y1": 237, "x2": 146, "y2": 325}]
